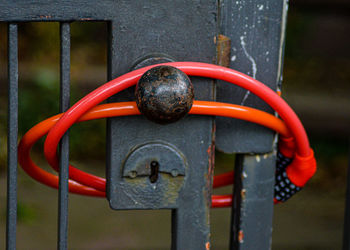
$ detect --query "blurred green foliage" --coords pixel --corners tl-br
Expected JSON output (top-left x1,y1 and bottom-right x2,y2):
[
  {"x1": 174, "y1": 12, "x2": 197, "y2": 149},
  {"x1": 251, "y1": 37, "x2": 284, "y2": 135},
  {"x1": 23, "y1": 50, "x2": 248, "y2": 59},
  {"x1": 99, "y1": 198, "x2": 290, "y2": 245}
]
[
  {"x1": 0, "y1": 22, "x2": 108, "y2": 172},
  {"x1": 19, "y1": 68, "x2": 59, "y2": 134},
  {"x1": 17, "y1": 202, "x2": 37, "y2": 224},
  {"x1": 17, "y1": 67, "x2": 106, "y2": 161}
]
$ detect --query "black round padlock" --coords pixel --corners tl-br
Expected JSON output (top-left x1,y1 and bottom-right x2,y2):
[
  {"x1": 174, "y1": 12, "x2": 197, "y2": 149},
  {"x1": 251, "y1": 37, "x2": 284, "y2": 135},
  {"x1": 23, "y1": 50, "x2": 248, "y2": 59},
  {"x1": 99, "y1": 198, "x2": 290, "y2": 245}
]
[{"x1": 135, "y1": 65, "x2": 194, "y2": 124}]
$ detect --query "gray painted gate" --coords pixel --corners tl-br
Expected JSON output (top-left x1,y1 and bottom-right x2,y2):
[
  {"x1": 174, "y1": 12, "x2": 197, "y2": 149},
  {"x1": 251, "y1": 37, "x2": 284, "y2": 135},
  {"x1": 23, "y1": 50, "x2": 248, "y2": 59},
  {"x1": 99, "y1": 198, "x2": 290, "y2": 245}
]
[{"x1": 1, "y1": 1, "x2": 288, "y2": 249}]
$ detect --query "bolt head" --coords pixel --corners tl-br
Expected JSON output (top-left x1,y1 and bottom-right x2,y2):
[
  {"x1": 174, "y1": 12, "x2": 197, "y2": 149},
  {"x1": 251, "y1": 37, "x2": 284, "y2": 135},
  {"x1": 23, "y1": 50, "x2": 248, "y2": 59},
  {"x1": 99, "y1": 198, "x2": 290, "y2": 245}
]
[
  {"x1": 135, "y1": 66, "x2": 194, "y2": 124},
  {"x1": 171, "y1": 169, "x2": 179, "y2": 177},
  {"x1": 128, "y1": 171, "x2": 137, "y2": 178}
]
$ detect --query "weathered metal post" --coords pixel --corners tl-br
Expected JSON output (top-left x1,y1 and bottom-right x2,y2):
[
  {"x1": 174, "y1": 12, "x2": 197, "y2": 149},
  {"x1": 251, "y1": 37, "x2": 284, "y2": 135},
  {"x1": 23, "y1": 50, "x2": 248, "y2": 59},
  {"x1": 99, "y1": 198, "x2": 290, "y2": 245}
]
[
  {"x1": 217, "y1": 1, "x2": 289, "y2": 249},
  {"x1": 106, "y1": 2, "x2": 216, "y2": 249}
]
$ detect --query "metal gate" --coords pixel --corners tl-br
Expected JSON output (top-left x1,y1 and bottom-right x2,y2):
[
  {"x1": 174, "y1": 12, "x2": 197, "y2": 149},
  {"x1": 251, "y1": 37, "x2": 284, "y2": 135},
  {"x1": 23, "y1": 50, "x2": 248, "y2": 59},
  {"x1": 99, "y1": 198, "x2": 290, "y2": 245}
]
[{"x1": 2, "y1": 1, "x2": 289, "y2": 249}]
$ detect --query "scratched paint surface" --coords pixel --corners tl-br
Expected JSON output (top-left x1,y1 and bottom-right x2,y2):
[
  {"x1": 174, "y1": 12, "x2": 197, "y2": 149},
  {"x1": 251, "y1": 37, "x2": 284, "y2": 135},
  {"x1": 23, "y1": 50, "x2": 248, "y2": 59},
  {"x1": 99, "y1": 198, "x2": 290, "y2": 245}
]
[
  {"x1": 216, "y1": 0, "x2": 287, "y2": 154},
  {"x1": 106, "y1": 1, "x2": 217, "y2": 249}
]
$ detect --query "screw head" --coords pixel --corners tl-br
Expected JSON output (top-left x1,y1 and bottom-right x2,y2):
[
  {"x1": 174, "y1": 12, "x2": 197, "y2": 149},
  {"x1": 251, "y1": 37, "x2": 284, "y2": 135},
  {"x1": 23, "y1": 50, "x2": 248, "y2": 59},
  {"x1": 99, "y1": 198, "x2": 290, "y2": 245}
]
[
  {"x1": 135, "y1": 66, "x2": 194, "y2": 124},
  {"x1": 128, "y1": 171, "x2": 137, "y2": 178},
  {"x1": 171, "y1": 169, "x2": 179, "y2": 177}
]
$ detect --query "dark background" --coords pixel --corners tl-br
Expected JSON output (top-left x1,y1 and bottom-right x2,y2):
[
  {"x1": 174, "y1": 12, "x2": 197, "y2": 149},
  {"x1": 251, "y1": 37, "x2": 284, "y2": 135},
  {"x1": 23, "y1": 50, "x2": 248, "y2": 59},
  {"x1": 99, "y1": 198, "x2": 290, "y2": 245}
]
[{"x1": 0, "y1": 0, "x2": 349, "y2": 249}]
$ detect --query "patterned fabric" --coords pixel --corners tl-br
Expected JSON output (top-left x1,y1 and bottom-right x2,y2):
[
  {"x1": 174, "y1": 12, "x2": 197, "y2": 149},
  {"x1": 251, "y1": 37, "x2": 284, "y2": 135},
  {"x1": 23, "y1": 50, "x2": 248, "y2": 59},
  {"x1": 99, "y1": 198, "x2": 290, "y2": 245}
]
[
  {"x1": 274, "y1": 152, "x2": 301, "y2": 202},
  {"x1": 276, "y1": 151, "x2": 292, "y2": 172}
]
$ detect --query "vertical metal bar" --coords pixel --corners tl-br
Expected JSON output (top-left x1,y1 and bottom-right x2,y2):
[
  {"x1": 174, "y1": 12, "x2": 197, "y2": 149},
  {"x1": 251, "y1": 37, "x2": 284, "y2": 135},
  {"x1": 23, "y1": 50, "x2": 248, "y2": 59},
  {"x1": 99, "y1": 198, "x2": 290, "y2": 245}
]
[
  {"x1": 107, "y1": 21, "x2": 117, "y2": 82},
  {"x1": 342, "y1": 141, "x2": 350, "y2": 250},
  {"x1": 171, "y1": 209, "x2": 177, "y2": 250},
  {"x1": 6, "y1": 23, "x2": 18, "y2": 250},
  {"x1": 58, "y1": 22, "x2": 70, "y2": 250},
  {"x1": 230, "y1": 153, "x2": 275, "y2": 250},
  {"x1": 172, "y1": 198, "x2": 211, "y2": 249},
  {"x1": 171, "y1": 146, "x2": 214, "y2": 250},
  {"x1": 106, "y1": 20, "x2": 117, "y2": 197},
  {"x1": 230, "y1": 155, "x2": 243, "y2": 250}
]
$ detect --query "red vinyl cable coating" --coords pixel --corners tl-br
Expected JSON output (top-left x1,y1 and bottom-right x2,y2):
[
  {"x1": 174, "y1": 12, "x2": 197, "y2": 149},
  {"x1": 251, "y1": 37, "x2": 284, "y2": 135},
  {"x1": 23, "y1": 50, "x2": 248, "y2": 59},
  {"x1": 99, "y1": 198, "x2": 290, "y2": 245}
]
[
  {"x1": 18, "y1": 102, "x2": 140, "y2": 197},
  {"x1": 211, "y1": 195, "x2": 232, "y2": 208},
  {"x1": 212, "y1": 171, "x2": 234, "y2": 189},
  {"x1": 42, "y1": 62, "x2": 311, "y2": 194},
  {"x1": 18, "y1": 101, "x2": 290, "y2": 207},
  {"x1": 18, "y1": 62, "x2": 315, "y2": 208}
]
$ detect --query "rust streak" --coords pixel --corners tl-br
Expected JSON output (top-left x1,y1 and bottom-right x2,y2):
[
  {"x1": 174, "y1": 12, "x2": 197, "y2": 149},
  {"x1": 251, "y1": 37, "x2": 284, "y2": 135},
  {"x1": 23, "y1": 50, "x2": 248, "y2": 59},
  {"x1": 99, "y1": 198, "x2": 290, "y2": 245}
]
[
  {"x1": 217, "y1": 34, "x2": 231, "y2": 67},
  {"x1": 206, "y1": 140, "x2": 215, "y2": 183},
  {"x1": 206, "y1": 142, "x2": 215, "y2": 207},
  {"x1": 39, "y1": 15, "x2": 52, "y2": 19},
  {"x1": 206, "y1": 241, "x2": 210, "y2": 250},
  {"x1": 241, "y1": 189, "x2": 246, "y2": 200},
  {"x1": 238, "y1": 230, "x2": 244, "y2": 243},
  {"x1": 206, "y1": 122, "x2": 216, "y2": 207}
]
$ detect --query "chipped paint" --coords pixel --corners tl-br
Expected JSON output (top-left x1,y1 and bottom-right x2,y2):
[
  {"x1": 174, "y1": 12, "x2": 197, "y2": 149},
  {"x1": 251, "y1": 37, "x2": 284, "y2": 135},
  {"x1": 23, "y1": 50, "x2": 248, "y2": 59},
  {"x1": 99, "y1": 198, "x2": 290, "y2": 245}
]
[
  {"x1": 238, "y1": 230, "x2": 244, "y2": 243},
  {"x1": 39, "y1": 15, "x2": 52, "y2": 19},
  {"x1": 160, "y1": 175, "x2": 185, "y2": 206},
  {"x1": 241, "y1": 189, "x2": 246, "y2": 200},
  {"x1": 206, "y1": 242, "x2": 210, "y2": 250},
  {"x1": 255, "y1": 155, "x2": 261, "y2": 162},
  {"x1": 205, "y1": 122, "x2": 216, "y2": 210},
  {"x1": 240, "y1": 36, "x2": 257, "y2": 77},
  {"x1": 276, "y1": 0, "x2": 289, "y2": 89},
  {"x1": 240, "y1": 36, "x2": 257, "y2": 105},
  {"x1": 206, "y1": 137, "x2": 215, "y2": 193},
  {"x1": 80, "y1": 17, "x2": 93, "y2": 21}
]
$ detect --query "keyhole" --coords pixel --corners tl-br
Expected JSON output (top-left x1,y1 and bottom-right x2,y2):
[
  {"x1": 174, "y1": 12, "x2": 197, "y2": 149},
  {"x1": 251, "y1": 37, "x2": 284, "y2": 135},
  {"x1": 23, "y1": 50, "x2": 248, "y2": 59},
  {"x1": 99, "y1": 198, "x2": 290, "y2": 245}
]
[{"x1": 149, "y1": 161, "x2": 159, "y2": 183}]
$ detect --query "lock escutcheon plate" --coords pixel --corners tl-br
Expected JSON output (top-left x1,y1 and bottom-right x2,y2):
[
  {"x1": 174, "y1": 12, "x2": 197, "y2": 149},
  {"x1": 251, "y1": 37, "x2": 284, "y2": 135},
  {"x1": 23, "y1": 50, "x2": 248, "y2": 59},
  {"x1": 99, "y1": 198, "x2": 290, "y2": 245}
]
[
  {"x1": 109, "y1": 142, "x2": 187, "y2": 210},
  {"x1": 123, "y1": 142, "x2": 186, "y2": 179}
]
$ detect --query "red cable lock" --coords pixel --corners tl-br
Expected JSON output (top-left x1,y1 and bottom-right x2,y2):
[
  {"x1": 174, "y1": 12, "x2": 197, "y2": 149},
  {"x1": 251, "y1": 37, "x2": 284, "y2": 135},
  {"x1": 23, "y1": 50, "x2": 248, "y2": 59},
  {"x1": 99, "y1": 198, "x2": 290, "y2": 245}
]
[{"x1": 18, "y1": 62, "x2": 316, "y2": 207}]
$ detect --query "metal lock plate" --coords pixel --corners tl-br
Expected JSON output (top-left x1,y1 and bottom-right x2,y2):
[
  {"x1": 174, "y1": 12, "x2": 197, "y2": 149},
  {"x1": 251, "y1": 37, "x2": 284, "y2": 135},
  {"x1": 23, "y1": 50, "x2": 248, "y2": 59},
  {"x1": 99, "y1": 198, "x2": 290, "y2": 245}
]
[
  {"x1": 110, "y1": 142, "x2": 187, "y2": 209},
  {"x1": 106, "y1": 0, "x2": 216, "y2": 216}
]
